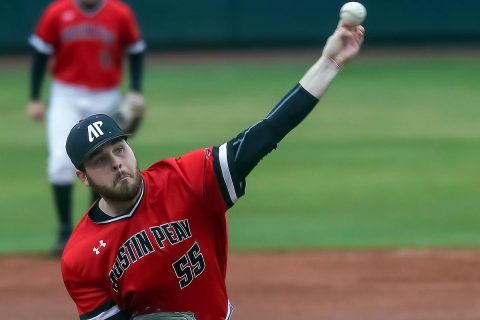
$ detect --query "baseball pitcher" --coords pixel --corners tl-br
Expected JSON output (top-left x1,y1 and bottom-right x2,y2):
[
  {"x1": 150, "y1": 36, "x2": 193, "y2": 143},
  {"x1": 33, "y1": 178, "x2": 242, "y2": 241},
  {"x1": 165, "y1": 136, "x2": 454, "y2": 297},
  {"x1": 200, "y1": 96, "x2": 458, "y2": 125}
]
[{"x1": 61, "y1": 21, "x2": 364, "y2": 320}]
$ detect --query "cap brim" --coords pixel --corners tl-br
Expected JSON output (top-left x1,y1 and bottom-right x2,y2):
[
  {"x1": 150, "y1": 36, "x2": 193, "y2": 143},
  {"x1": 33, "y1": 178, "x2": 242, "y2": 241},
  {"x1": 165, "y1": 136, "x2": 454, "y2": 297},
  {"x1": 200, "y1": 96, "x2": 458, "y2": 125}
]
[{"x1": 80, "y1": 133, "x2": 130, "y2": 167}]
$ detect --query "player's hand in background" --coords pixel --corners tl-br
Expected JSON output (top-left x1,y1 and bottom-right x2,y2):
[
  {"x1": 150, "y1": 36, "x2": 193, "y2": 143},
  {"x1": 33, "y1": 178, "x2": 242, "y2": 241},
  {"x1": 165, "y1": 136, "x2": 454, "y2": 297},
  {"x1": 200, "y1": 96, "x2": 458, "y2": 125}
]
[
  {"x1": 126, "y1": 91, "x2": 145, "y2": 117},
  {"x1": 322, "y1": 21, "x2": 365, "y2": 68},
  {"x1": 26, "y1": 100, "x2": 45, "y2": 122},
  {"x1": 112, "y1": 91, "x2": 146, "y2": 135},
  {"x1": 124, "y1": 91, "x2": 145, "y2": 135}
]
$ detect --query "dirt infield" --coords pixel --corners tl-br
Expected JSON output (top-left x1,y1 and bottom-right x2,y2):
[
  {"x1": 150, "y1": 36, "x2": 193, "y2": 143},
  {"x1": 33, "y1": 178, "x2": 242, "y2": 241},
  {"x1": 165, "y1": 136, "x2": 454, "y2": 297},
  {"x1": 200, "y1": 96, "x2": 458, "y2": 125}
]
[{"x1": 2, "y1": 250, "x2": 480, "y2": 320}]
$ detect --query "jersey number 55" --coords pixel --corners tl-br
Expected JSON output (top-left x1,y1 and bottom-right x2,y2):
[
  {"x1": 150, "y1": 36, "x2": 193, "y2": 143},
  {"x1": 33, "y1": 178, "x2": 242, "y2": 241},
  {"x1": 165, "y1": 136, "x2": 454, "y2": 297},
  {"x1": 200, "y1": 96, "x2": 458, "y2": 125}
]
[{"x1": 172, "y1": 242, "x2": 206, "y2": 289}]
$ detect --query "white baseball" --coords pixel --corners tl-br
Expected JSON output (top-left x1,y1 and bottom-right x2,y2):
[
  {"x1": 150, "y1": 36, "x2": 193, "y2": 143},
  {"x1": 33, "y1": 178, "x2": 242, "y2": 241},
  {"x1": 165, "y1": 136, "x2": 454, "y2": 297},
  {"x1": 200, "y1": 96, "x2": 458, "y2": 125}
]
[{"x1": 340, "y1": 2, "x2": 367, "y2": 26}]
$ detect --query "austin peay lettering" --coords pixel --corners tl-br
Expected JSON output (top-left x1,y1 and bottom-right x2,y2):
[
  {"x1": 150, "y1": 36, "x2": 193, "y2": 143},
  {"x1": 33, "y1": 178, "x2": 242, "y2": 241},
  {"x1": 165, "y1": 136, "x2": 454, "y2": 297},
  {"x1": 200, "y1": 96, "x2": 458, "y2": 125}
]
[{"x1": 109, "y1": 219, "x2": 192, "y2": 292}]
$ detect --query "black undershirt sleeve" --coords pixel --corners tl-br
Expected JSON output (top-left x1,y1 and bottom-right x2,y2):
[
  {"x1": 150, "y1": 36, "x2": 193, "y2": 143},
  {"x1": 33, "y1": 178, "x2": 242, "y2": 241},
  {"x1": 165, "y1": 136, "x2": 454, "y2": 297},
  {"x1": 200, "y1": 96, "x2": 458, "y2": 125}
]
[
  {"x1": 105, "y1": 311, "x2": 130, "y2": 320},
  {"x1": 30, "y1": 49, "x2": 49, "y2": 100},
  {"x1": 128, "y1": 52, "x2": 144, "y2": 92},
  {"x1": 79, "y1": 300, "x2": 130, "y2": 320},
  {"x1": 230, "y1": 83, "x2": 319, "y2": 180}
]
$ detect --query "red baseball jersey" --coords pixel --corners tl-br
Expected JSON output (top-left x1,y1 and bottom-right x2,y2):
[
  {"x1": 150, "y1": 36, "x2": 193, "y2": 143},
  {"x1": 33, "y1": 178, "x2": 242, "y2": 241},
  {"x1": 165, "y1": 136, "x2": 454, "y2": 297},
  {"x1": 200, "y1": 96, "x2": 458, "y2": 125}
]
[
  {"x1": 29, "y1": 0, "x2": 145, "y2": 89},
  {"x1": 62, "y1": 144, "x2": 244, "y2": 319}
]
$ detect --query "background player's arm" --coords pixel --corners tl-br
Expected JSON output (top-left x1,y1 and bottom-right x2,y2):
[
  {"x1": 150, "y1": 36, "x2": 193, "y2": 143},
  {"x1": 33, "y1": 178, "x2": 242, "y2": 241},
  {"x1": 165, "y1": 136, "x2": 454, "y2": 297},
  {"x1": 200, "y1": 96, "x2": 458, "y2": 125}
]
[
  {"x1": 26, "y1": 47, "x2": 49, "y2": 122},
  {"x1": 128, "y1": 52, "x2": 144, "y2": 94},
  {"x1": 26, "y1": 3, "x2": 57, "y2": 123},
  {"x1": 126, "y1": 51, "x2": 145, "y2": 115},
  {"x1": 227, "y1": 23, "x2": 365, "y2": 180},
  {"x1": 118, "y1": 51, "x2": 145, "y2": 134},
  {"x1": 123, "y1": 4, "x2": 146, "y2": 119}
]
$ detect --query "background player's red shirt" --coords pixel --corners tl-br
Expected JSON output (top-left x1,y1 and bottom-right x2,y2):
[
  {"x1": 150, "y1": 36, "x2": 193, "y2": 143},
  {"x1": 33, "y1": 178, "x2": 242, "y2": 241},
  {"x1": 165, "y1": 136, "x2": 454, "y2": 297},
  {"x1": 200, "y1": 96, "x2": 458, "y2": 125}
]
[
  {"x1": 30, "y1": 0, "x2": 144, "y2": 89},
  {"x1": 62, "y1": 146, "x2": 242, "y2": 319}
]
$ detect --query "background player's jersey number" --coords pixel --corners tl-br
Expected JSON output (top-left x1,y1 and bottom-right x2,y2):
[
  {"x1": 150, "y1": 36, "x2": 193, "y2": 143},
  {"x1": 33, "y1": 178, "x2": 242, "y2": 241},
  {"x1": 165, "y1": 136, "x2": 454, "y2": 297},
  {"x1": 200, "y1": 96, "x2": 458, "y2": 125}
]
[
  {"x1": 172, "y1": 242, "x2": 206, "y2": 289},
  {"x1": 100, "y1": 49, "x2": 113, "y2": 68}
]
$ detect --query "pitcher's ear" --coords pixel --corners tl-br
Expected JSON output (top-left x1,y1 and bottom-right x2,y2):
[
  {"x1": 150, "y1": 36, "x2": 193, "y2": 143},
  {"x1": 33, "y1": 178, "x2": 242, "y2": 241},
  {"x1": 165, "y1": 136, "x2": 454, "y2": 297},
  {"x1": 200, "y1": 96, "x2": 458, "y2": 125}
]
[{"x1": 76, "y1": 170, "x2": 90, "y2": 187}]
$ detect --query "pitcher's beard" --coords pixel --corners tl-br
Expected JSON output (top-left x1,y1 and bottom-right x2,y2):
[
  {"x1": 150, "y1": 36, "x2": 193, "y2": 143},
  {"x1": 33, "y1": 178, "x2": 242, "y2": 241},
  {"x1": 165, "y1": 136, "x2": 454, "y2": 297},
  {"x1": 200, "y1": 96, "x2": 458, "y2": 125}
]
[{"x1": 87, "y1": 166, "x2": 142, "y2": 202}]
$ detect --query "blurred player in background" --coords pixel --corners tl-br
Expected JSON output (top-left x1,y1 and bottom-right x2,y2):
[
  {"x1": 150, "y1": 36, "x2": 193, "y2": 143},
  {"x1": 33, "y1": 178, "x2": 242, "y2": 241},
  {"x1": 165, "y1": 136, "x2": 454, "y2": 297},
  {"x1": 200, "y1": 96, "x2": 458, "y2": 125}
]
[
  {"x1": 26, "y1": 0, "x2": 146, "y2": 256},
  {"x1": 61, "y1": 22, "x2": 364, "y2": 319}
]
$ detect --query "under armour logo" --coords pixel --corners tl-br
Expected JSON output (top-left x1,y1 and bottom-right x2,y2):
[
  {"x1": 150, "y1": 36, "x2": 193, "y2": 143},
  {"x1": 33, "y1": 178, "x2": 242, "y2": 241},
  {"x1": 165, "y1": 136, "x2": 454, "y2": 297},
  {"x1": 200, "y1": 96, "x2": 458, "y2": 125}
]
[
  {"x1": 62, "y1": 10, "x2": 75, "y2": 22},
  {"x1": 93, "y1": 240, "x2": 107, "y2": 255},
  {"x1": 204, "y1": 148, "x2": 211, "y2": 159},
  {"x1": 88, "y1": 121, "x2": 104, "y2": 142}
]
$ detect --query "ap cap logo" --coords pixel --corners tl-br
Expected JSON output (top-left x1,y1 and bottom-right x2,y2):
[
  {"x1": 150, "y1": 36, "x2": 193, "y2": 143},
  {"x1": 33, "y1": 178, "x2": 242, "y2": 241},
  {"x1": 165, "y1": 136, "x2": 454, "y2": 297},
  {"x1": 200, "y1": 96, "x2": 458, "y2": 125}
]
[{"x1": 88, "y1": 121, "x2": 104, "y2": 142}]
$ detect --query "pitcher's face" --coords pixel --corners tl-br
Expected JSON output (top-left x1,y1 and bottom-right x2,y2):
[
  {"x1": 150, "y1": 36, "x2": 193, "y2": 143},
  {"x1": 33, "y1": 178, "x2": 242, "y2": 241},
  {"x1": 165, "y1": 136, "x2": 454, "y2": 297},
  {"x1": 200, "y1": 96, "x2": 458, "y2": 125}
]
[{"x1": 79, "y1": 138, "x2": 142, "y2": 202}]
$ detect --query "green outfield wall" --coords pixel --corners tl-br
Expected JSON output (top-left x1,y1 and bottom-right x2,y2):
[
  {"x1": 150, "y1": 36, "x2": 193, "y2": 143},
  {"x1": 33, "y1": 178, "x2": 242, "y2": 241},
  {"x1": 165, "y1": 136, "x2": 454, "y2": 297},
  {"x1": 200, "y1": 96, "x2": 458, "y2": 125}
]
[{"x1": 1, "y1": 0, "x2": 479, "y2": 52}]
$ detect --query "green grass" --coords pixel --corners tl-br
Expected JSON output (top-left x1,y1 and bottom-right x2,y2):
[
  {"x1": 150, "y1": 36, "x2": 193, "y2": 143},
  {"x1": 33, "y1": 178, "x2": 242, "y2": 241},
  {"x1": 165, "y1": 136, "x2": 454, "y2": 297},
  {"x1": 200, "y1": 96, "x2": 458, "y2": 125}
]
[{"x1": 1, "y1": 53, "x2": 480, "y2": 253}]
